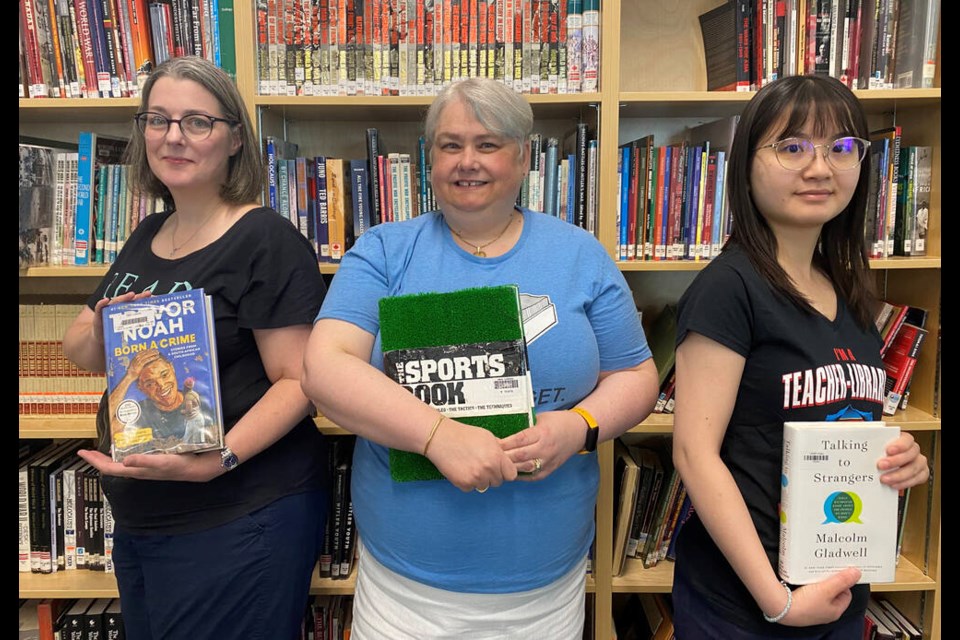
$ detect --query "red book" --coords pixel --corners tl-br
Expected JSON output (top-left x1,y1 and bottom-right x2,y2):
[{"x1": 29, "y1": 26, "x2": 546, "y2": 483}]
[
  {"x1": 882, "y1": 323, "x2": 927, "y2": 415},
  {"x1": 36, "y1": 598, "x2": 71, "y2": 640},
  {"x1": 879, "y1": 302, "x2": 909, "y2": 357}
]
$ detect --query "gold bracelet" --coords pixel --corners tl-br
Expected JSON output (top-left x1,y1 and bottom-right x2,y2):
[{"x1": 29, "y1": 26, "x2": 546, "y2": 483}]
[{"x1": 422, "y1": 415, "x2": 446, "y2": 456}]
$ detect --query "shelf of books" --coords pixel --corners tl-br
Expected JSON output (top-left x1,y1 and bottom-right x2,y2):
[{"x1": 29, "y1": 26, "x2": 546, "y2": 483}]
[{"x1": 19, "y1": 0, "x2": 942, "y2": 636}]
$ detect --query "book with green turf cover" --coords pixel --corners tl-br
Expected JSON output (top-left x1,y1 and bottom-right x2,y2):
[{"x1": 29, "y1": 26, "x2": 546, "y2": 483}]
[{"x1": 379, "y1": 284, "x2": 535, "y2": 482}]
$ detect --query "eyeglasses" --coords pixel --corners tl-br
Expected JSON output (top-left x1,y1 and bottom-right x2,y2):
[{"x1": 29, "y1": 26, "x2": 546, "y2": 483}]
[
  {"x1": 134, "y1": 112, "x2": 239, "y2": 141},
  {"x1": 757, "y1": 136, "x2": 871, "y2": 171}
]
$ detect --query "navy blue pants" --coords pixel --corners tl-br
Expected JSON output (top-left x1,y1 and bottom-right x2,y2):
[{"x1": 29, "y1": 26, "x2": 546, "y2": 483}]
[
  {"x1": 672, "y1": 572, "x2": 865, "y2": 640},
  {"x1": 112, "y1": 490, "x2": 326, "y2": 640}
]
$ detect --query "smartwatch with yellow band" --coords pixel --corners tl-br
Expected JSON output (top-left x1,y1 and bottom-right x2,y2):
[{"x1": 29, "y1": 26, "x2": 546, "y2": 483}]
[{"x1": 571, "y1": 407, "x2": 599, "y2": 453}]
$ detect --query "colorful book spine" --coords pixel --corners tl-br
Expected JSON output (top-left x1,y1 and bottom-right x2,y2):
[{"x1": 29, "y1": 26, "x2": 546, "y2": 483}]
[
  {"x1": 217, "y1": 0, "x2": 236, "y2": 78},
  {"x1": 314, "y1": 155, "x2": 330, "y2": 261},
  {"x1": 73, "y1": 132, "x2": 96, "y2": 265}
]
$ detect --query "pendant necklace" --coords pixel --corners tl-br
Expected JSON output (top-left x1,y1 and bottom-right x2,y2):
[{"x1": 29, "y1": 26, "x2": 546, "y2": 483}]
[
  {"x1": 448, "y1": 212, "x2": 516, "y2": 257},
  {"x1": 169, "y1": 209, "x2": 218, "y2": 257}
]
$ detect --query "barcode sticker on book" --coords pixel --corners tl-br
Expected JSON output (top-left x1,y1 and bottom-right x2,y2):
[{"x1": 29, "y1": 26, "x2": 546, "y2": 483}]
[{"x1": 803, "y1": 453, "x2": 829, "y2": 462}]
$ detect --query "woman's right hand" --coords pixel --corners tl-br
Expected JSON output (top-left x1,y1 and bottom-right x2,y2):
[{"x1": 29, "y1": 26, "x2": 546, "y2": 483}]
[
  {"x1": 425, "y1": 419, "x2": 518, "y2": 492},
  {"x1": 778, "y1": 567, "x2": 861, "y2": 627}
]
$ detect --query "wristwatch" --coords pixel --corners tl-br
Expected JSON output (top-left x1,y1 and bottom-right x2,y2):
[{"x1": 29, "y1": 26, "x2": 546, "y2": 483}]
[
  {"x1": 570, "y1": 407, "x2": 600, "y2": 454},
  {"x1": 220, "y1": 446, "x2": 240, "y2": 471}
]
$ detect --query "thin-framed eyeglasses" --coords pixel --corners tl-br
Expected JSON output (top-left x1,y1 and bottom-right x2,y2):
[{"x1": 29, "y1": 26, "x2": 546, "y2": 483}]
[
  {"x1": 757, "y1": 136, "x2": 871, "y2": 171},
  {"x1": 134, "y1": 112, "x2": 239, "y2": 141}
]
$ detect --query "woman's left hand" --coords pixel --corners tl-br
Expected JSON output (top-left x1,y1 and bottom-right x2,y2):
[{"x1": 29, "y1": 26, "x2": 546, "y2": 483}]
[
  {"x1": 77, "y1": 448, "x2": 224, "y2": 483},
  {"x1": 500, "y1": 410, "x2": 585, "y2": 480},
  {"x1": 877, "y1": 432, "x2": 929, "y2": 491}
]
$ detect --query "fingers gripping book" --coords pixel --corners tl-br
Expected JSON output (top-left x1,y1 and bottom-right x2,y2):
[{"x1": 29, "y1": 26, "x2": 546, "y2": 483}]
[
  {"x1": 379, "y1": 285, "x2": 536, "y2": 482},
  {"x1": 102, "y1": 289, "x2": 224, "y2": 462}
]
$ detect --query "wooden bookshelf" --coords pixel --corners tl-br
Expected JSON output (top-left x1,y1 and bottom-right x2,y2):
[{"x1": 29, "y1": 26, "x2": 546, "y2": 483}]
[{"x1": 18, "y1": 1, "x2": 941, "y2": 637}]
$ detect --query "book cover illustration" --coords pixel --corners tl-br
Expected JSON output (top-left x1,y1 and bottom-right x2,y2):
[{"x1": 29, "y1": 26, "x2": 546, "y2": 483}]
[
  {"x1": 380, "y1": 284, "x2": 535, "y2": 482},
  {"x1": 779, "y1": 419, "x2": 899, "y2": 584},
  {"x1": 102, "y1": 289, "x2": 224, "y2": 462},
  {"x1": 19, "y1": 144, "x2": 59, "y2": 268}
]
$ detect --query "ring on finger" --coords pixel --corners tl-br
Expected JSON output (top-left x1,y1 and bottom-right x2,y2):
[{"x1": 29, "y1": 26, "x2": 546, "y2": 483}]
[
  {"x1": 532, "y1": 457, "x2": 543, "y2": 474},
  {"x1": 476, "y1": 486, "x2": 489, "y2": 493}
]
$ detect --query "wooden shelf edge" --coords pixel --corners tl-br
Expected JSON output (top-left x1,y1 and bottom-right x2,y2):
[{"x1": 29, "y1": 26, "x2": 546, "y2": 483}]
[
  {"x1": 20, "y1": 264, "x2": 340, "y2": 277},
  {"x1": 611, "y1": 557, "x2": 674, "y2": 593},
  {"x1": 19, "y1": 561, "x2": 359, "y2": 598},
  {"x1": 309, "y1": 564, "x2": 357, "y2": 595},
  {"x1": 19, "y1": 570, "x2": 119, "y2": 599},
  {"x1": 18, "y1": 414, "x2": 354, "y2": 438},
  {"x1": 19, "y1": 409, "x2": 941, "y2": 440},
  {"x1": 609, "y1": 556, "x2": 935, "y2": 595}
]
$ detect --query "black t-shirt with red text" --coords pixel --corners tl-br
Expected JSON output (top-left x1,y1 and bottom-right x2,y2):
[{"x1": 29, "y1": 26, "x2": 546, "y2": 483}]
[{"x1": 674, "y1": 244, "x2": 885, "y2": 636}]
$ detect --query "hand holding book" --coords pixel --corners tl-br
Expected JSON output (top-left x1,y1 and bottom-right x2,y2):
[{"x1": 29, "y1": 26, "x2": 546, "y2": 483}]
[{"x1": 876, "y1": 432, "x2": 929, "y2": 491}]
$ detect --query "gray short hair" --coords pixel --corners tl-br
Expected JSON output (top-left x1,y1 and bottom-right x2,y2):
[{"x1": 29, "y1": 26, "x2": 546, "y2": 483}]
[{"x1": 424, "y1": 78, "x2": 534, "y2": 150}]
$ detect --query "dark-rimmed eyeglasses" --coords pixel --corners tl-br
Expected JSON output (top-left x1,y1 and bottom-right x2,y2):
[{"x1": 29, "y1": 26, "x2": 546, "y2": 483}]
[
  {"x1": 757, "y1": 136, "x2": 871, "y2": 171},
  {"x1": 134, "y1": 112, "x2": 239, "y2": 141}
]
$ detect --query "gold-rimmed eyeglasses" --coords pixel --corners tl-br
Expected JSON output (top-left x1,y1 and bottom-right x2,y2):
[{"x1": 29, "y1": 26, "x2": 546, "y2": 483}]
[{"x1": 757, "y1": 136, "x2": 871, "y2": 171}]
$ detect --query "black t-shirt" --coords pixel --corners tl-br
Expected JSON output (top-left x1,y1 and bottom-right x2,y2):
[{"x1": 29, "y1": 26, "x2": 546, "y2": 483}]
[
  {"x1": 674, "y1": 244, "x2": 886, "y2": 636},
  {"x1": 89, "y1": 208, "x2": 328, "y2": 535}
]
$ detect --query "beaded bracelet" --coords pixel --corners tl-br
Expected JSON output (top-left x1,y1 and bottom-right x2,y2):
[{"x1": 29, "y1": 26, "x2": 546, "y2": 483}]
[
  {"x1": 422, "y1": 415, "x2": 446, "y2": 456},
  {"x1": 763, "y1": 580, "x2": 793, "y2": 624}
]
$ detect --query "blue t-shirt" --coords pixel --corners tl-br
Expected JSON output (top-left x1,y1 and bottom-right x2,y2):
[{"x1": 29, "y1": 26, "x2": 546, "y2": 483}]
[{"x1": 318, "y1": 209, "x2": 652, "y2": 593}]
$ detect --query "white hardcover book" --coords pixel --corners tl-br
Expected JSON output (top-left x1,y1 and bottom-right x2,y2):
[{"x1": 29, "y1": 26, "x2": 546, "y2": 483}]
[{"x1": 779, "y1": 421, "x2": 899, "y2": 584}]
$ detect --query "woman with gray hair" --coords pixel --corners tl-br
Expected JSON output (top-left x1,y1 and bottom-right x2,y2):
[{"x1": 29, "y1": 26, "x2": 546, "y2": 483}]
[{"x1": 303, "y1": 77, "x2": 659, "y2": 638}]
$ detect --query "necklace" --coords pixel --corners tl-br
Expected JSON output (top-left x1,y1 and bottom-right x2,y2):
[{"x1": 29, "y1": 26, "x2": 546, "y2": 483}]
[
  {"x1": 448, "y1": 213, "x2": 516, "y2": 257},
  {"x1": 169, "y1": 209, "x2": 218, "y2": 257}
]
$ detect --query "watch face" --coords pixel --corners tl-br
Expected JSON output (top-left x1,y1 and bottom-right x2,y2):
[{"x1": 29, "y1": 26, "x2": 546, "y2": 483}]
[{"x1": 221, "y1": 448, "x2": 239, "y2": 470}]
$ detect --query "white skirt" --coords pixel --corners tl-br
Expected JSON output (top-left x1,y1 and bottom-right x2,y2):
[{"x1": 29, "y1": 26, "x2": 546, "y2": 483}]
[{"x1": 351, "y1": 541, "x2": 587, "y2": 640}]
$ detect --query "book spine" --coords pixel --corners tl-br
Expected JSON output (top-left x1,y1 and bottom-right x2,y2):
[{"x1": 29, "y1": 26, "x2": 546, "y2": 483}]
[
  {"x1": 22, "y1": 0, "x2": 50, "y2": 98},
  {"x1": 314, "y1": 156, "x2": 330, "y2": 261},
  {"x1": 350, "y1": 158, "x2": 371, "y2": 240},
  {"x1": 561, "y1": 0, "x2": 581, "y2": 93},
  {"x1": 581, "y1": 0, "x2": 597, "y2": 91},
  {"x1": 46, "y1": 0, "x2": 70, "y2": 97},
  {"x1": 93, "y1": 163, "x2": 108, "y2": 263},
  {"x1": 617, "y1": 146, "x2": 629, "y2": 260},
  {"x1": 63, "y1": 465, "x2": 77, "y2": 570},
  {"x1": 911, "y1": 145, "x2": 931, "y2": 256},
  {"x1": 399, "y1": 152, "x2": 413, "y2": 221},
  {"x1": 542, "y1": 137, "x2": 559, "y2": 217},
  {"x1": 585, "y1": 138, "x2": 598, "y2": 235},
  {"x1": 19, "y1": 463, "x2": 32, "y2": 572},
  {"x1": 73, "y1": 132, "x2": 96, "y2": 265},
  {"x1": 365, "y1": 128, "x2": 382, "y2": 225},
  {"x1": 295, "y1": 156, "x2": 310, "y2": 237}
]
